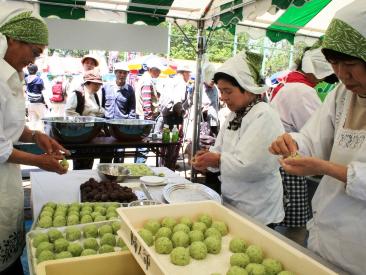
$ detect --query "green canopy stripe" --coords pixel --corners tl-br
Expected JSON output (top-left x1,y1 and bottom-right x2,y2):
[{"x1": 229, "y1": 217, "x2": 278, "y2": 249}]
[
  {"x1": 40, "y1": 0, "x2": 86, "y2": 19},
  {"x1": 127, "y1": 0, "x2": 174, "y2": 26},
  {"x1": 272, "y1": 0, "x2": 309, "y2": 9},
  {"x1": 219, "y1": 0, "x2": 243, "y2": 35},
  {"x1": 266, "y1": 0, "x2": 331, "y2": 44}
]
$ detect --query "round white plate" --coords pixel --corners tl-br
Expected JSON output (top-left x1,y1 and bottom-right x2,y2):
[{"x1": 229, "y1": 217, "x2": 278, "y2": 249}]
[{"x1": 140, "y1": 176, "x2": 167, "y2": 186}]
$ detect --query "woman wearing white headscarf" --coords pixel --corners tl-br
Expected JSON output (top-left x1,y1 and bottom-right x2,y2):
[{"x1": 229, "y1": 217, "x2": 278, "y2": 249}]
[
  {"x1": 270, "y1": 1, "x2": 366, "y2": 273},
  {"x1": 0, "y1": 7, "x2": 68, "y2": 274},
  {"x1": 193, "y1": 52, "x2": 285, "y2": 226}
]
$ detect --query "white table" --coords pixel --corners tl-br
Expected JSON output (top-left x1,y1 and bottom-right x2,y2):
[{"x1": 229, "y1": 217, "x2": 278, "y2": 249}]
[{"x1": 31, "y1": 167, "x2": 190, "y2": 219}]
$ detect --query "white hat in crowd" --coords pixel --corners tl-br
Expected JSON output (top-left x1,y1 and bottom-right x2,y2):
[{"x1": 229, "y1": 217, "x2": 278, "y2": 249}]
[
  {"x1": 176, "y1": 64, "x2": 191, "y2": 73},
  {"x1": 302, "y1": 47, "x2": 334, "y2": 79},
  {"x1": 114, "y1": 62, "x2": 130, "y2": 72}
]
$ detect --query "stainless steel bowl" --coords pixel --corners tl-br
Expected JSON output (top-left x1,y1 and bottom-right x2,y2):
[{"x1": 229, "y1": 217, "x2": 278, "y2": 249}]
[
  {"x1": 106, "y1": 119, "x2": 155, "y2": 141},
  {"x1": 97, "y1": 163, "x2": 130, "y2": 182},
  {"x1": 128, "y1": 200, "x2": 161, "y2": 207},
  {"x1": 42, "y1": 116, "x2": 105, "y2": 144}
]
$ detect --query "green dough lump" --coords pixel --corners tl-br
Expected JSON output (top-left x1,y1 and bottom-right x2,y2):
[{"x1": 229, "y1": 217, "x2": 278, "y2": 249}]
[
  {"x1": 81, "y1": 248, "x2": 97, "y2": 256},
  {"x1": 262, "y1": 258, "x2": 283, "y2": 275},
  {"x1": 161, "y1": 217, "x2": 177, "y2": 229},
  {"x1": 192, "y1": 222, "x2": 207, "y2": 233},
  {"x1": 170, "y1": 247, "x2": 190, "y2": 266},
  {"x1": 53, "y1": 216, "x2": 66, "y2": 227},
  {"x1": 99, "y1": 244, "x2": 115, "y2": 254},
  {"x1": 37, "y1": 250, "x2": 55, "y2": 263},
  {"x1": 80, "y1": 215, "x2": 93, "y2": 224},
  {"x1": 198, "y1": 213, "x2": 213, "y2": 227},
  {"x1": 67, "y1": 242, "x2": 83, "y2": 257},
  {"x1": 83, "y1": 224, "x2": 98, "y2": 238},
  {"x1": 99, "y1": 224, "x2": 113, "y2": 237},
  {"x1": 189, "y1": 230, "x2": 204, "y2": 243},
  {"x1": 67, "y1": 215, "x2": 79, "y2": 226},
  {"x1": 65, "y1": 227, "x2": 81, "y2": 241},
  {"x1": 116, "y1": 237, "x2": 126, "y2": 249},
  {"x1": 229, "y1": 238, "x2": 247, "y2": 253},
  {"x1": 155, "y1": 227, "x2": 172, "y2": 239},
  {"x1": 205, "y1": 227, "x2": 221, "y2": 239},
  {"x1": 204, "y1": 236, "x2": 221, "y2": 254},
  {"x1": 230, "y1": 253, "x2": 250, "y2": 268},
  {"x1": 227, "y1": 266, "x2": 248, "y2": 275},
  {"x1": 33, "y1": 233, "x2": 49, "y2": 248},
  {"x1": 83, "y1": 238, "x2": 99, "y2": 250},
  {"x1": 246, "y1": 245, "x2": 263, "y2": 263},
  {"x1": 278, "y1": 271, "x2": 295, "y2": 275},
  {"x1": 138, "y1": 229, "x2": 154, "y2": 246},
  {"x1": 173, "y1": 223, "x2": 190, "y2": 234},
  {"x1": 112, "y1": 221, "x2": 121, "y2": 234},
  {"x1": 179, "y1": 216, "x2": 193, "y2": 229},
  {"x1": 245, "y1": 263, "x2": 266, "y2": 275},
  {"x1": 48, "y1": 229, "x2": 63, "y2": 243},
  {"x1": 144, "y1": 219, "x2": 161, "y2": 235},
  {"x1": 55, "y1": 251, "x2": 72, "y2": 259},
  {"x1": 211, "y1": 220, "x2": 228, "y2": 236},
  {"x1": 54, "y1": 238, "x2": 69, "y2": 253},
  {"x1": 171, "y1": 231, "x2": 190, "y2": 248},
  {"x1": 100, "y1": 233, "x2": 116, "y2": 246},
  {"x1": 189, "y1": 241, "x2": 207, "y2": 260},
  {"x1": 36, "y1": 242, "x2": 54, "y2": 257},
  {"x1": 154, "y1": 237, "x2": 173, "y2": 254},
  {"x1": 38, "y1": 216, "x2": 53, "y2": 228},
  {"x1": 94, "y1": 215, "x2": 107, "y2": 222}
]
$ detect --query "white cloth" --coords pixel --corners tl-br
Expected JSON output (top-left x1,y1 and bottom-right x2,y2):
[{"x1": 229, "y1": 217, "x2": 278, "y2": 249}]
[
  {"x1": 215, "y1": 51, "x2": 267, "y2": 95},
  {"x1": 291, "y1": 84, "x2": 366, "y2": 275},
  {"x1": 65, "y1": 86, "x2": 105, "y2": 117},
  {"x1": 271, "y1": 82, "x2": 322, "y2": 132},
  {"x1": 0, "y1": 58, "x2": 26, "y2": 271},
  {"x1": 302, "y1": 48, "x2": 334, "y2": 79},
  {"x1": 202, "y1": 84, "x2": 219, "y2": 127},
  {"x1": 209, "y1": 102, "x2": 285, "y2": 225}
]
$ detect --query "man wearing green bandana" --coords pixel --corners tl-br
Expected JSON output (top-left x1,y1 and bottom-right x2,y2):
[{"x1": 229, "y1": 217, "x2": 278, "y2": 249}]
[
  {"x1": 269, "y1": 0, "x2": 366, "y2": 274},
  {"x1": 0, "y1": 8, "x2": 69, "y2": 274}
]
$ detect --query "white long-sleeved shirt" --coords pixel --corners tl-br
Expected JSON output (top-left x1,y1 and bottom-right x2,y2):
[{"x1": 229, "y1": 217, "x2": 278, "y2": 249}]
[
  {"x1": 291, "y1": 84, "x2": 366, "y2": 275},
  {"x1": 210, "y1": 102, "x2": 285, "y2": 225}
]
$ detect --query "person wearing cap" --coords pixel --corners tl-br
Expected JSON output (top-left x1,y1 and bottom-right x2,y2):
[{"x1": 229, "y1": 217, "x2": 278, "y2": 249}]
[
  {"x1": 67, "y1": 54, "x2": 99, "y2": 96},
  {"x1": 0, "y1": 7, "x2": 69, "y2": 274},
  {"x1": 25, "y1": 63, "x2": 48, "y2": 131},
  {"x1": 269, "y1": 1, "x2": 366, "y2": 273},
  {"x1": 192, "y1": 52, "x2": 285, "y2": 226},
  {"x1": 102, "y1": 62, "x2": 136, "y2": 119},
  {"x1": 269, "y1": 44, "x2": 338, "y2": 234}
]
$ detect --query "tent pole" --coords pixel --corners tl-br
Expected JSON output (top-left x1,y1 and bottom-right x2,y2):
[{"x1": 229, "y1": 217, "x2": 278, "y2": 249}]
[{"x1": 190, "y1": 19, "x2": 205, "y2": 181}]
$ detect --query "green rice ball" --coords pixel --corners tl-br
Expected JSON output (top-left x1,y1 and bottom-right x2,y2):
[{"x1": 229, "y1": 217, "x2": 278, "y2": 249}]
[
  {"x1": 192, "y1": 222, "x2": 207, "y2": 233},
  {"x1": 44, "y1": 202, "x2": 57, "y2": 209},
  {"x1": 54, "y1": 209, "x2": 67, "y2": 217},
  {"x1": 198, "y1": 213, "x2": 213, "y2": 227},
  {"x1": 171, "y1": 231, "x2": 190, "y2": 248},
  {"x1": 81, "y1": 206, "x2": 93, "y2": 213},
  {"x1": 80, "y1": 249, "x2": 97, "y2": 256},
  {"x1": 36, "y1": 242, "x2": 54, "y2": 257},
  {"x1": 229, "y1": 238, "x2": 247, "y2": 253},
  {"x1": 246, "y1": 245, "x2": 263, "y2": 263},
  {"x1": 65, "y1": 227, "x2": 81, "y2": 241},
  {"x1": 83, "y1": 224, "x2": 98, "y2": 238},
  {"x1": 143, "y1": 219, "x2": 161, "y2": 235},
  {"x1": 55, "y1": 251, "x2": 72, "y2": 259},
  {"x1": 99, "y1": 244, "x2": 115, "y2": 254},
  {"x1": 40, "y1": 210, "x2": 53, "y2": 219},
  {"x1": 245, "y1": 263, "x2": 266, "y2": 275},
  {"x1": 173, "y1": 223, "x2": 190, "y2": 234},
  {"x1": 189, "y1": 230, "x2": 204, "y2": 243},
  {"x1": 38, "y1": 216, "x2": 53, "y2": 228},
  {"x1": 37, "y1": 250, "x2": 55, "y2": 263},
  {"x1": 262, "y1": 258, "x2": 283, "y2": 275},
  {"x1": 69, "y1": 203, "x2": 80, "y2": 211},
  {"x1": 106, "y1": 206, "x2": 118, "y2": 213},
  {"x1": 54, "y1": 238, "x2": 69, "y2": 253},
  {"x1": 100, "y1": 233, "x2": 116, "y2": 246},
  {"x1": 33, "y1": 233, "x2": 49, "y2": 248},
  {"x1": 42, "y1": 206, "x2": 55, "y2": 213},
  {"x1": 83, "y1": 238, "x2": 99, "y2": 250},
  {"x1": 106, "y1": 212, "x2": 118, "y2": 219},
  {"x1": 179, "y1": 216, "x2": 193, "y2": 229},
  {"x1": 205, "y1": 227, "x2": 221, "y2": 239},
  {"x1": 204, "y1": 236, "x2": 221, "y2": 254},
  {"x1": 94, "y1": 215, "x2": 107, "y2": 222},
  {"x1": 80, "y1": 210, "x2": 92, "y2": 217},
  {"x1": 138, "y1": 229, "x2": 154, "y2": 246},
  {"x1": 116, "y1": 237, "x2": 126, "y2": 248},
  {"x1": 67, "y1": 215, "x2": 79, "y2": 226},
  {"x1": 56, "y1": 203, "x2": 68, "y2": 210},
  {"x1": 67, "y1": 242, "x2": 83, "y2": 257},
  {"x1": 278, "y1": 271, "x2": 295, "y2": 275},
  {"x1": 99, "y1": 224, "x2": 113, "y2": 237},
  {"x1": 91, "y1": 212, "x2": 102, "y2": 220},
  {"x1": 80, "y1": 215, "x2": 93, "y2": 224},
  {"x1": 155, "y1": 227, "x2": 172, "y2": 239},
  {"x1": 94, "y1": 206, "x2": 107, "y2": 216},
  {"x1": 53, "y1": 216, "x2": 66, "y2": 227},
  {"x1": 170, "y1": 247, "x2": 190, "y2": 266},
  {"x1": 154, "y1": 237, "x2": 173, "y2": 254},
  {"x1": 211, "y1": 221, "x2": 228, "y2": 236},
  {"x1": 111, "y1": 221, "x2": 121, "y2": 234},
  {"x1": 82, "y1": 202, "x2": 93, "y2": 208},
  {"x1": 227, "y1": 266, "x2": 248, "y2": 275},
  {"x1": 48, "y1": 229, "x2": 63, "y2": 243},
  {"x1": 189, "y1": 241, "x2": 207, "y2": 260},
  {"x1": 230, "y1": 253, "x2": 250, "y2": 268},
  {"x1": 67, "y1": 210, "x2": 80, "y2": 217},
  {"x1": 161, "y1": 217, "x2": 177, "y2": 230}
]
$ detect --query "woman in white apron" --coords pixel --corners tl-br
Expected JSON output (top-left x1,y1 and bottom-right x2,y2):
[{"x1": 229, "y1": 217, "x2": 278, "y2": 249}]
[
  {"x1": 270, "y1": 1, "x2": 366, "y2": 273},
  {"x1": 0, "y1": 8, "x2": 68, "y2": 274},
  {"x1": 193, "y1": 51, "x2": 285, "y2": 226}
]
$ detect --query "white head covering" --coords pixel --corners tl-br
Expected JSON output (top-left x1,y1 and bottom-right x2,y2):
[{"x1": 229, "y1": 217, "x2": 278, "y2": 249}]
[
  {"x1": 302, "y1": 47, "x2": 334, "y2": 79},
  {"x1": 215, "y1": 51, "x2": 267, "y2": 95},
  {"x1": 176, "y1": 64, "x2": 191, "y2": 73},
  {"x1": 146, "y1": 58, "x2": 165, "y2": 71},
  {"x1": 113, "y1": 62, "x2": 129, "y2": 72},
  {"x1": 202, "y1": 62, "x2": 216, "y2": 83}
]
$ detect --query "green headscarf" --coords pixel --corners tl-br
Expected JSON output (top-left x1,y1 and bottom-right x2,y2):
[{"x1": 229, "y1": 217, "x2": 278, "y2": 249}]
[
  {"x1": 0, "y1": 11, "x2": 48, "y2": 45},
  {"x1": 322, "y1": 0, "x2": 366, "y2": 62},
  {"x1": 245, "y1": 51, "x2": 263, "y2": 85}
]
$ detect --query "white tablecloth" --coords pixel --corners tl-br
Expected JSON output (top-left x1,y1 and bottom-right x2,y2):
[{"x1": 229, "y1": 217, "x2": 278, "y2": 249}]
[{"x1": 31, "y1": 167, "x2": 190, "y2": 219}]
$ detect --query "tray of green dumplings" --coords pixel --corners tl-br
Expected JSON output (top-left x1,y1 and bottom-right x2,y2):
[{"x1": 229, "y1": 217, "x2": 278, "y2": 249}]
[
  {"x1": 32, "y1": 202, "x2": 122, "y2": 230},
  {"x1": 116, "y1": 201, "x2": 341, "y2": 275},
  {"x1": 26, "y1": 219, "x2": 129, "y2": 275}
]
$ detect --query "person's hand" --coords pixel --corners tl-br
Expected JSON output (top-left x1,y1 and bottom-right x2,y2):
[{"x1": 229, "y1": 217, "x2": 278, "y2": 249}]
[
  {"x1": 36, "y1": 154, "x2": 68, "y2": 175},
  {"x1": 269, "y1": 133, "x2": 298, "y2": 158},
  {"x1": 192, "y1": 151, "x2": 220, "y2": 171},
  {"x1": 279, "y1": 156, "x2": 326, "y2": 176},
  {"x1": 35, "y1": 132, "x2": 70, "y2": 156}
]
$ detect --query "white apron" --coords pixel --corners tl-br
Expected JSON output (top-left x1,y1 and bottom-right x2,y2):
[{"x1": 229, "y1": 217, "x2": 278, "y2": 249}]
[
  {"x1": 0, "y1": 79, "x2": 26, "y2": 271},
  {"x1": 307, "y1": 93, "x2": 366, "y2": 275}
]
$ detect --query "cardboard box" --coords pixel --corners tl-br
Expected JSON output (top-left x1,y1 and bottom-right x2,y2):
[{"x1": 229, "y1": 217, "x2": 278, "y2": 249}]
[
  {"x1": 117, "y1": 201, "x2": 339, "y2": 275},
  {"x1": 36, "y1": 251, "x2": 144, "y2": 275}
]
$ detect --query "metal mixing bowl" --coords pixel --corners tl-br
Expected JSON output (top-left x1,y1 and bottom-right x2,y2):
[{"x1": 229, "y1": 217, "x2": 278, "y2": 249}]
[
  {"x1": 106, "y1": 119, "x2": 155, "y2": 141},
  {"x1": 43, "y1": 116, "x2": 105, "y2": 144},
  {"x1": 97, "y1": 163, "x2": 130, "y2": 182}
]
